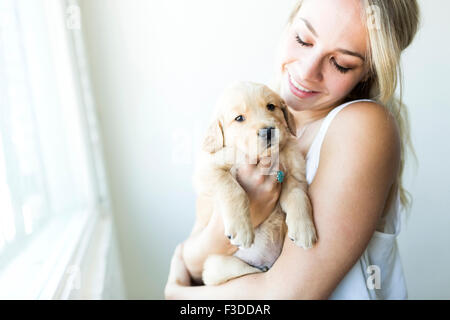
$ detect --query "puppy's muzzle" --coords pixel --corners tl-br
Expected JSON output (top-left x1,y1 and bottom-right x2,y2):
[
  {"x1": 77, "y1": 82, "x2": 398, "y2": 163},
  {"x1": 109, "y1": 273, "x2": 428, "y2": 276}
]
[{"x1": 258, "y1": 126, "x2": 275, "y2": 147}]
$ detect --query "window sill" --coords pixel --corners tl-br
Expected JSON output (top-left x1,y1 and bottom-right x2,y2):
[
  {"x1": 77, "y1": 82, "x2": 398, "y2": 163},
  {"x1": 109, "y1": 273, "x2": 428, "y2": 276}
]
[{"x1": 0, "y1": 206, "x2": 114, "y2": 299}]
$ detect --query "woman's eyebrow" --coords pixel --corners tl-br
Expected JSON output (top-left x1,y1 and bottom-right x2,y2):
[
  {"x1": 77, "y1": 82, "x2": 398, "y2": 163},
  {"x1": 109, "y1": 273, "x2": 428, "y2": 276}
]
[
  {"x1": 299, "y1": 17, "x2": 318, "y2": 37},
  {"x1": 299, "y1": 17, "x2": 366, "y2": 62},
  {"x1": 336, "y1": 48, "x2": 365, "y2": 61}
]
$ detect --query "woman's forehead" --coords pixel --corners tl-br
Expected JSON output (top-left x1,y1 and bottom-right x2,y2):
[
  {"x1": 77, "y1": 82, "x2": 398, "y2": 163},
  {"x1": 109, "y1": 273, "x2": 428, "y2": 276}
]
[{"x1": 294, "y1": 0, "x2": 368, "y2": 53}]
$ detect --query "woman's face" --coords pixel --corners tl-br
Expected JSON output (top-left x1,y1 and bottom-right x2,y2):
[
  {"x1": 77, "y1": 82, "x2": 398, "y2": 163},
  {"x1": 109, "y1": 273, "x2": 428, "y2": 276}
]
[{"x1": 278, "y1": 0, "x2": 370, "y2": 112}]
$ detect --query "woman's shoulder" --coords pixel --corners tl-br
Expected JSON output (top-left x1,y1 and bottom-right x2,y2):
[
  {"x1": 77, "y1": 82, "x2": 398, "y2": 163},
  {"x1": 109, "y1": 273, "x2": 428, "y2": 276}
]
[
  {"x1": 338, "y1": 100, "x2": 394, "y2": 124},
  {"x1": 333, "y1": 100, "x2": 399, "y2": 143},
  {"x1": 321, "y1": 100, "x2": 401, "y2": 167}
]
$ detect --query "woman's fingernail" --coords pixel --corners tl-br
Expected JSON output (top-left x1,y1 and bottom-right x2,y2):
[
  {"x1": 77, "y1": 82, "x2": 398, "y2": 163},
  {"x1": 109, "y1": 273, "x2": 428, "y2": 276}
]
[{"x1": 260, "y1": 158, "x2": 271, "y2": 166}]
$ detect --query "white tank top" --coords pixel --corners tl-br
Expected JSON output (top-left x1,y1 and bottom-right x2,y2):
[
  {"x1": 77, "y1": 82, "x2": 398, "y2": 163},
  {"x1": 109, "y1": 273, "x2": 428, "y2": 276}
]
[{"x1": 305, "y1": 99, "x2": 408, "y2": 300}]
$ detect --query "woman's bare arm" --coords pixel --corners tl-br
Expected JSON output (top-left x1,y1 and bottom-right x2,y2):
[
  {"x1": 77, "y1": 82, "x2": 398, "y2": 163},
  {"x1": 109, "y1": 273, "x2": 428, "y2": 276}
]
[
  {"x1": 167, "y1": 102, "x2": 400, "y2": 299},
  {"x1": 182, "y1": 201, "x2": 237, "y2": 281}
]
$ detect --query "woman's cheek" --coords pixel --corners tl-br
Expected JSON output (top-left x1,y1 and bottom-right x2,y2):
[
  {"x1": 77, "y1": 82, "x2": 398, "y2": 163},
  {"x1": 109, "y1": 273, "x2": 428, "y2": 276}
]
[
  {"x1": 327, "y1": 73, "x2": 356, "y2": 97},
  {"x1": 278, "y1": 37, "x2": 303, "y2": 71}
]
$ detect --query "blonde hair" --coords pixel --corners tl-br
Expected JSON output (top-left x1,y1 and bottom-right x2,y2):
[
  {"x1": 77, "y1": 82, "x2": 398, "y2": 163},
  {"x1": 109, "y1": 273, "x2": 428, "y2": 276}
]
[{"x1": 279, "y1": 0, "x2": 420, "y2": 212}]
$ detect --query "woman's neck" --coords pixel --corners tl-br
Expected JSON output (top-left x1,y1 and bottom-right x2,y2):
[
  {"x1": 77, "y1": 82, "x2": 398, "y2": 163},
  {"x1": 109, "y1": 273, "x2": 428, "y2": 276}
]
[
  {"x1": 290, "y1": 98, "x2": 347, "y2": 131},
  {"x1": 291, "y1": 106, "x2": 335, "y2": 131}
]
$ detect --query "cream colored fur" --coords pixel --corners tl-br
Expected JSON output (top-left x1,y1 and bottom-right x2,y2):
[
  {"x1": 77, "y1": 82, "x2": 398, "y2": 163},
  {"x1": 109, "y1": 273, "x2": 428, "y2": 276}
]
[{"x1": 193, "y1": 82, "x2": 317, "y2": 285}]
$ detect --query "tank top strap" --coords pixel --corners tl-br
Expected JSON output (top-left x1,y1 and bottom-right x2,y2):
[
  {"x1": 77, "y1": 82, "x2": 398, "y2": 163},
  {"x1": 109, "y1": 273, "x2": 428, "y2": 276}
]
[{"x1": 305, "y1": 99, "x2": 375, "y2": 184}]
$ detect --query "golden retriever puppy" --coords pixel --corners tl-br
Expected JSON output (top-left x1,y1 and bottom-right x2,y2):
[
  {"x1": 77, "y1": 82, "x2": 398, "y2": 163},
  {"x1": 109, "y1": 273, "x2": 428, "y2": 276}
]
[{"x1": 193, "y1": 81, "x2": 317, "y2": 285}]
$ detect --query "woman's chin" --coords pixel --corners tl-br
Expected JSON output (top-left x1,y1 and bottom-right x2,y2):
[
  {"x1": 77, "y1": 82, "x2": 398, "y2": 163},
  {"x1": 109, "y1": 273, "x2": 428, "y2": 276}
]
[{"x1": 280, "y1": 87, "x2": 307, "y2": 111}]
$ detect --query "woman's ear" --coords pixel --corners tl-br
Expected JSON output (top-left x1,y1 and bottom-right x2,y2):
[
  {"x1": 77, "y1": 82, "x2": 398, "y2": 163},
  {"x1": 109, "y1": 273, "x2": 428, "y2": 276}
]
[
  {"x1": 202, "y1": 119, "x2": 224, "y2": 153},
  {"x1": 281, "y1": 101, "x2": 297, "y2": 136}
]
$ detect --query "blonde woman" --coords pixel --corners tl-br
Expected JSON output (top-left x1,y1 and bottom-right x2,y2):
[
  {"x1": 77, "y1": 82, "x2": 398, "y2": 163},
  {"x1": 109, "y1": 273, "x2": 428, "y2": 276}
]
[{"x1": 165, "y1": 0, "x2": 420, "y2": 299}]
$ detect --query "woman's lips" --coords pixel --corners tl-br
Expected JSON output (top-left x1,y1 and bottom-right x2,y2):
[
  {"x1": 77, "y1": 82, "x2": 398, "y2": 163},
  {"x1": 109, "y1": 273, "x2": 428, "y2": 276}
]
[{"x1": 287, "y1": 73, "x2": 320, "y2": 99}]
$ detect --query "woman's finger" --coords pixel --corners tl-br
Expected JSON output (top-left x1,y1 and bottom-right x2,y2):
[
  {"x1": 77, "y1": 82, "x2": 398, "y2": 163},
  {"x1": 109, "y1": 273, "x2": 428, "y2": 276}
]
[
  {"x1": 258, "y1": 157, "x2": 285, "y2": 189},
  {"x1": 236, "y1": 163, "x2": 256, "y2": 178},
  {"x1": 257, "y1": 156, "x2": 278, "y2": 177},
  {"x1": 258, "y1": 156, "x2": 272, "y2": 169}
]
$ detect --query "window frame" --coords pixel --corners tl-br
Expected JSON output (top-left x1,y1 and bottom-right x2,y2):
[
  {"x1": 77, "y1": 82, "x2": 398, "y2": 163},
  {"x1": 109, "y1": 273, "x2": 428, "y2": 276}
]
[{"x1": 0, "y1": 0, "x2": 119, "y2": 299}]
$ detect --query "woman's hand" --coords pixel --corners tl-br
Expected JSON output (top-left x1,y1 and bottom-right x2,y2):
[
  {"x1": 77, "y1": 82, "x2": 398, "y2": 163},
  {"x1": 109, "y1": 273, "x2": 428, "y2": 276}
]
[
  {"x1": 203, "y1": 156, "x2": 283, "y2": 246},
  {"x1": 180, "y1": 156, "x2": 283, "y2": 284},
  {"x1": 196, "y1": 156, "x2": 283, "y2": 254},
  {"x1": 236, "y1": 156, "x2": 283, "y2": 228}
]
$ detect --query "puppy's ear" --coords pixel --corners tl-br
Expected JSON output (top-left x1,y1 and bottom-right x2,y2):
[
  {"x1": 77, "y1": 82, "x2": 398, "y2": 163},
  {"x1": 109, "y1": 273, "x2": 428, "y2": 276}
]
[
  {"x1": 202, "y1": 119, "x2": 224, "y2": 153},
  {"x1": 281, "y1": 101, "x2": 297, "y2": 136}
]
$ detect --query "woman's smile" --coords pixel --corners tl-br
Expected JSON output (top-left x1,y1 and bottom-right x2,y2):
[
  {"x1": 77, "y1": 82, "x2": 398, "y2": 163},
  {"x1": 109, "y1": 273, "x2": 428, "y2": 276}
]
[{"x1": 286, "y1": 69, "x2": 321, "y2": 100}]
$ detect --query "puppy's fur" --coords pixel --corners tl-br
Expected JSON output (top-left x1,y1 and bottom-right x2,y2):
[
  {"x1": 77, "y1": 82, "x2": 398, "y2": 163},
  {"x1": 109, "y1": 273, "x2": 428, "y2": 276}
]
[{"x1": 193, "y1": 82, "x2": 317, "y2": 285}]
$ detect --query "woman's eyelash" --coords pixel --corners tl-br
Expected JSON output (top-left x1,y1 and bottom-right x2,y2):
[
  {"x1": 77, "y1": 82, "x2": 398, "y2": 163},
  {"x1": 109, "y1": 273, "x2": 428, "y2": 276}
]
[
  {"x1": 295, "y1": 35, "x2": 311, "y2": 47},
  {"x1": 331, "y1": 58, "x2": 352, "y2": 74},
  {"x1": 296, "y1": 34, "x2": 352, "y2": 74}
]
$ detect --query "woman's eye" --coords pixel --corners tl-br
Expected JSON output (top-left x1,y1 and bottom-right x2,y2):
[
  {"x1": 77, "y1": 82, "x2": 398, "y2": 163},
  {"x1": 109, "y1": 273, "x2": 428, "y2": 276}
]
[
  {"x1": 267, "y1": 104, "x2": 276, "y2": 111},
  {"x1": 235, "y1": 115, "x2": 245, "y2": 122},
  {"x1": 296, "y1": 35, "x2": 312, "y2": 47},
  {"x1": 331, "y1": 58, "x2": 352, "y2": 74}
]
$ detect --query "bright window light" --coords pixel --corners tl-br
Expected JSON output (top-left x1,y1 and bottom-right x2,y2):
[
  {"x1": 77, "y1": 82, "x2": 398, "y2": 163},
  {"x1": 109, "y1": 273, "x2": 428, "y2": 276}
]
[
  {"x1": 0, "y1": 133, "x2": 16, "y2": 249},
  {"x1": 0, "y1": 0, "x2": 112, "y2": 298}
]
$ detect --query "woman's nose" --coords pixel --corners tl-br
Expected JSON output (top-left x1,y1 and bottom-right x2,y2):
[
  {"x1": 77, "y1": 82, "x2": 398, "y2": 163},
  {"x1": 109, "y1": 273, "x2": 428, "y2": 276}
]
[{"x1": 296, "y1": 53, "x2": 323, "y2": 83}]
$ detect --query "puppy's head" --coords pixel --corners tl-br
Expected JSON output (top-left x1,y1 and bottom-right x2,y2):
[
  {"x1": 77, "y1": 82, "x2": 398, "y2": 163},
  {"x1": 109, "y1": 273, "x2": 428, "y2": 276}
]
[{"x1": 203, "y1": 82, "x2": 296, "y2": 159}]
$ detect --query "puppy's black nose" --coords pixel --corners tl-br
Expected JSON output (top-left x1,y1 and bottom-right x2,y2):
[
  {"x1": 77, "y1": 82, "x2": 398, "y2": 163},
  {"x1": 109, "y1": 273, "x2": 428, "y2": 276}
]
[{"x1": 258, "y1": 127, "x2": 275, "y2": 141}]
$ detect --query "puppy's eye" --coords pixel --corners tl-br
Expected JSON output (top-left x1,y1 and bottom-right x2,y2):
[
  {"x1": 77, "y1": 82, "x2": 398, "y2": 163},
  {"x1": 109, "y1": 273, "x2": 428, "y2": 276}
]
[
  {"x1": 235, "y1": 115, "x2": 245, "y2": 122},
  {"x1": 267, "y1": 104, "x2": 276, "y2": 111}
]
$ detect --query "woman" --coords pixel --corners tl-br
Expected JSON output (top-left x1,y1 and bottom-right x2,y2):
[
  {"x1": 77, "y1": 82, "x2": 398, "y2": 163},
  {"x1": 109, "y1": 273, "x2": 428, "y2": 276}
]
[{"x1": 165, "y1": 0, "x2": 420, "y2": 299}]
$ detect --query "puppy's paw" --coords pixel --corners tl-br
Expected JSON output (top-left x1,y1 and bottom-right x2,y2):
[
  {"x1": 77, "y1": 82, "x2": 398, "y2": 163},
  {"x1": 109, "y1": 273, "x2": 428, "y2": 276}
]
[
  {"x1": 286, "y1": 216, "x2": 317, "y2": 249},
  {"x1": 223, "y1": 216, "x2": 254, "y2": 249}
]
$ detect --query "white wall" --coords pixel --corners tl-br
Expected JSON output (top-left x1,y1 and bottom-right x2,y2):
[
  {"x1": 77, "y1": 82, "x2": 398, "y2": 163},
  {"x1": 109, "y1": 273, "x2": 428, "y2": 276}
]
[
  {"x1": 79, "y1": 0, "x2": 450, "y2": 299},
  {"x1": 396, "y1": 1, "x2": 450, "y2": 299}
]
